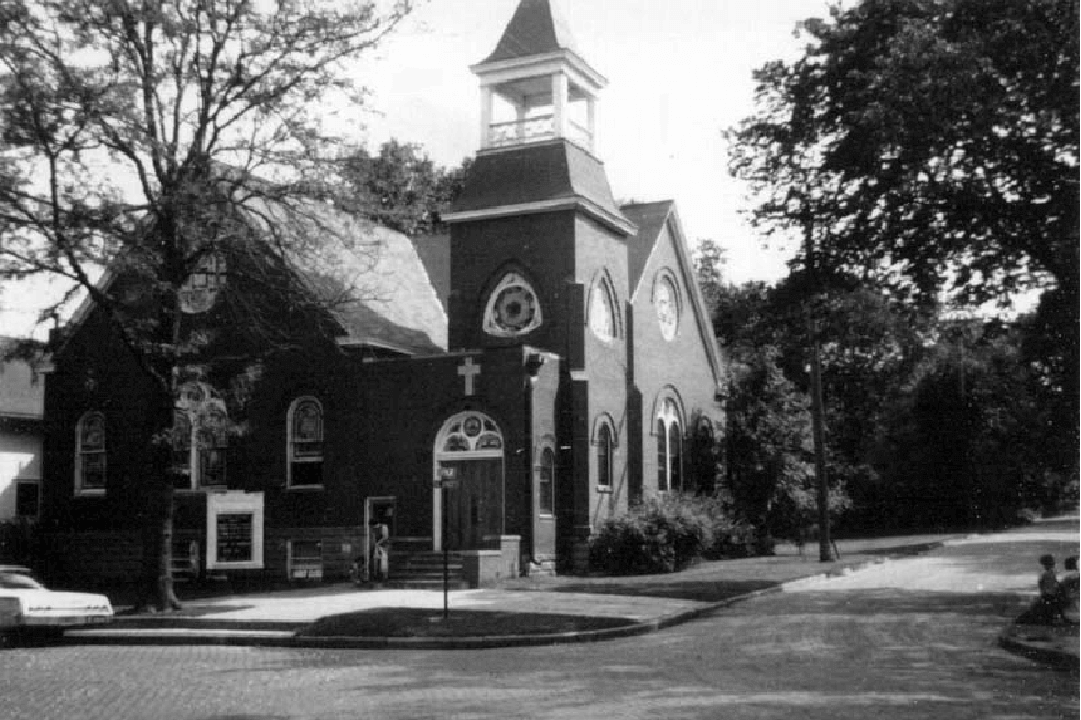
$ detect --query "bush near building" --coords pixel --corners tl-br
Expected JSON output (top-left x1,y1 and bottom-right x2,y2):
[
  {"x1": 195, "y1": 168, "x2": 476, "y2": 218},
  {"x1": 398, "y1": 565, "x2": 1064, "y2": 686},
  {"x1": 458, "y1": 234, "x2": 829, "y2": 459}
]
[{"x1": 589, "y1": 493, "x2": 759, "y2": 575}]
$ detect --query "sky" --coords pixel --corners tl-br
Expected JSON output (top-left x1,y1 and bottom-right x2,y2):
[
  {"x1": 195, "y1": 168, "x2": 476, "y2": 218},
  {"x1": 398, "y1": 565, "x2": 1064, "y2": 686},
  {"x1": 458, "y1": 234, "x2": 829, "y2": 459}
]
[
  {"x1": 0, "y1": 0, "x2": 835, "y2": 339},
  {"x1": 357, "y1": 0, "x2": 833, "y2": 279}
]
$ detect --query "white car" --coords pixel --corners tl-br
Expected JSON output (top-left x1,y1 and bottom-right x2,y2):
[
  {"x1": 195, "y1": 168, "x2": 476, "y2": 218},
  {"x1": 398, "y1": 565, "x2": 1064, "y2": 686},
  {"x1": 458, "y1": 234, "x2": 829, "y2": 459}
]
[{"x1": 0, "y1": 566, "x2": 113, "y2": 640}]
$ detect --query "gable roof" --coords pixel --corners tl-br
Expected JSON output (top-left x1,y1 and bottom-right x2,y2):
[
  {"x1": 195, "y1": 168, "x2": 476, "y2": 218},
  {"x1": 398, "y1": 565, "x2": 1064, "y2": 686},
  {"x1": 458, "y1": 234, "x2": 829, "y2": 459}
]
[
  {"x1": 621, "y1": 201, "x2": 674, "y2": 293},
  {"x1": 621, "y1": 201, "x2": 726, "y2": 391},
  {"x1": 60, "y1": 203, "x2": 446, "y2": 358},
  {"x1": 481, "y1": 0, "x2": 581, "y2": 64}
]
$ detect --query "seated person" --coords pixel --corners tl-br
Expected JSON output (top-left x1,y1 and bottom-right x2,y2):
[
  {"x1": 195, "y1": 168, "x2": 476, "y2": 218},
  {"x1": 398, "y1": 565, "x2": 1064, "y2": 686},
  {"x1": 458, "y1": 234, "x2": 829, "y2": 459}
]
[
  {"x1": 1017, "y1": 554, "x2": 1060, "y2": 625},
  {"x1": 1056, "y1": 556, "x2": 1079, "y2": 624}
]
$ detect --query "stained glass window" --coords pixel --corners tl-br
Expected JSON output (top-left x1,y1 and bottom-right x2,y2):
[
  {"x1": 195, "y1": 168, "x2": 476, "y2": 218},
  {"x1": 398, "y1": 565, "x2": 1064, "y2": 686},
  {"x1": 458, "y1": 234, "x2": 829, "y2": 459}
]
[
  {"x1": 589, "y1": 282, "x2": 615, "y2": 341},
  {"x1": 436, "y1": 413, "x2": 504, "y2": 456},
  {"x1": 655, "y1": 274, "x2": 680, "y2": 341},
  {"x1": 657, "y1": 399, "x2": 682, "y2": 492},
  {"x1": 483, "y1": 272, "x2": 543, "y2": 337},
  {"x1": 288, "y1": 397, "x2": 324, "y2": 487}
]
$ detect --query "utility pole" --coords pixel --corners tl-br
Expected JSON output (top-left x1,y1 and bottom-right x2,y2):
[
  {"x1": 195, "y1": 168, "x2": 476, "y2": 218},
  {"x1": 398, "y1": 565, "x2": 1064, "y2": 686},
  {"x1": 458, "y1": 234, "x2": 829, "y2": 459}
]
[{"x1": 801, "y1": 200, "x2": 833, "y2": 563}]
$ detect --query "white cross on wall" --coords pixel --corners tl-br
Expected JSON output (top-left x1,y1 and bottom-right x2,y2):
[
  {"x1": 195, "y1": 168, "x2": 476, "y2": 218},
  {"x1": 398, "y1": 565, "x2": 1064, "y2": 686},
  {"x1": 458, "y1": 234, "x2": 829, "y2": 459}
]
[{"x1": 458, "y1": 357, "x2": 481, "y2": 396}]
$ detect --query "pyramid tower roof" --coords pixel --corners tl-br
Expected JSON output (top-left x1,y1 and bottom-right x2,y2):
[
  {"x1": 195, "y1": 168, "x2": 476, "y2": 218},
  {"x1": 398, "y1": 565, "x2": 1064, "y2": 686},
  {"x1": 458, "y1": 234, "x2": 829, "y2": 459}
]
[{"x1": 481, "y1": 0, "x2": 581, "y2": 64}]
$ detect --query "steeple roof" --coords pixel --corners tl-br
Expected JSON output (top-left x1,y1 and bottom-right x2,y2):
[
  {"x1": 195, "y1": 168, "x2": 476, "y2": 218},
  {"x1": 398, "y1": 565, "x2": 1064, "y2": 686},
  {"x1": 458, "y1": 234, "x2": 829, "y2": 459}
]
[{"x1": 481, "y1": 0, "x2": 581, "y2": 64}]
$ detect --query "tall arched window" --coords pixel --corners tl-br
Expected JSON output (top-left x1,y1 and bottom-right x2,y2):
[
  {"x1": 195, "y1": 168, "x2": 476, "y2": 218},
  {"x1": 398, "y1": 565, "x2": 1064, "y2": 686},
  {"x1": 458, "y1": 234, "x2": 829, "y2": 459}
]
[
  {"x1": 288, "y1": 397, "x2": 324, "y2": 488},
  {"x1": 588, "y1": 276, "x2": 618, "y2": 342},
  {"x1": 656, "y1": 399, "x2": 682, "y2": 492},
  {"x1": 597, "y1": 423, "x2": 613, "y2": 489},
  {"x1": 75, "y1": 412, "x2": 107, "y2": 494},
  {"x1": 537, "y1": 447, "x2": 555, "y2": 515},
  {"x1": 174, "y1": 381, "x2": 229, "y2": 490}
]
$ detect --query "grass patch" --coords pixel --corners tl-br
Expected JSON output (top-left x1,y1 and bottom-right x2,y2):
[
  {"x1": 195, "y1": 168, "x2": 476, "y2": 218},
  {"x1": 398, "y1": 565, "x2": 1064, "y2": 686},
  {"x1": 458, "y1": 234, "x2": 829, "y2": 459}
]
[{"x1": 298, "y1": 608, "x2": 632, "y2": 638}]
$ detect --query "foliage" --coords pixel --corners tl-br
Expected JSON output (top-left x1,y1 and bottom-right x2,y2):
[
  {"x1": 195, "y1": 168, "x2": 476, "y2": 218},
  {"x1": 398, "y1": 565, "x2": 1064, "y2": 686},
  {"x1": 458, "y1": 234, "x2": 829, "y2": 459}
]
[
  {"x1": 589, "y1": 494, "x2": 733, "y2": 575},
  {"x1": 880, "y1": 317, "x2": 1075, "y2": 528},
  {"x1": 0, "y1": 0, "x2": 413, "y2": 610},
  {"x1": 730, "y1": 0, "x2": 1080, "y2": 499},
  {"x1": 339, "y1": 139, "x2": 471, "y2": 236}
]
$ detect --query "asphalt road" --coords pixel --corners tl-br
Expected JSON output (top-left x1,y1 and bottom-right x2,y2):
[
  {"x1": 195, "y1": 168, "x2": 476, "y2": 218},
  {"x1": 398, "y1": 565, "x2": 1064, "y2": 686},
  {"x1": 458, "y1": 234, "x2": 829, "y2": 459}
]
[{"x1": 2, "y1": 521, "x2": 1077, "y2": 720}]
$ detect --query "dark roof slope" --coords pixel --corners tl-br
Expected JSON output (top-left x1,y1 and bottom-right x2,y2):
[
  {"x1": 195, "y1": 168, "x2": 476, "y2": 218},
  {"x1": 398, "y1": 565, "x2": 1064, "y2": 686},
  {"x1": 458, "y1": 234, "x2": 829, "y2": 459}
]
[
  {"x1": 621, "y1": 201, "x2": 674, "y2": 291},
  {"x1": 244, "y1": 202, "x2": 447, "y2": 354},
  {"x1": 61, "y1": 205, "x2": 447, "y2": 358},
  {"x1": 482, "y1": 0, "x2": 580, "y2": 63},
  {"x1": 452, "y1": 141, "x2": 627, "y2": 226}
]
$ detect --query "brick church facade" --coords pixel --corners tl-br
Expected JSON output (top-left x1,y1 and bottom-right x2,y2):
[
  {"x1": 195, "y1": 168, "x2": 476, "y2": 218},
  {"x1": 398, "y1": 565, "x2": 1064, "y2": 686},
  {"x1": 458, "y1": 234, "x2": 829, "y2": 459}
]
[{"x1": 37, "y1": 0, "x2": 725, "y2": 587}]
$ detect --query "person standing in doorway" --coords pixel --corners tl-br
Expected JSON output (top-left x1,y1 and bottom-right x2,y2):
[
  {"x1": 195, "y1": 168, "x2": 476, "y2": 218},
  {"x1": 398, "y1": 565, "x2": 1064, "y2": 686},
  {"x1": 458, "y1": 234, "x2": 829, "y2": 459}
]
[{"x1": 369, "y1": 519, "x2": 390, "y2": 583}]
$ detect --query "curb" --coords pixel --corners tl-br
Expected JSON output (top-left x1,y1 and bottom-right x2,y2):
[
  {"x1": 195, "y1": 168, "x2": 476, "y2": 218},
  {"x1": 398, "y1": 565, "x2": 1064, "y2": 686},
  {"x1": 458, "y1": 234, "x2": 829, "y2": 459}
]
[
  {"x1": 997, "y1": 628, "x2": 1080, "y2": 671},
  {"x1": 64, "y1": 541, "x2": 945, "y2": 651}
]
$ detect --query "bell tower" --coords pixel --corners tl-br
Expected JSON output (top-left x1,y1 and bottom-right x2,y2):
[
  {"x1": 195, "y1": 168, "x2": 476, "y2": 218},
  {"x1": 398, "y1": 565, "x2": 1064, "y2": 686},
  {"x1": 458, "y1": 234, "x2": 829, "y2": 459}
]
[
  {"x1": 443, "y1": 0, "x2": 634, "y2": 354},
  {"x1": 473, "y1": 0, "x2": 602, "y2": 153}
]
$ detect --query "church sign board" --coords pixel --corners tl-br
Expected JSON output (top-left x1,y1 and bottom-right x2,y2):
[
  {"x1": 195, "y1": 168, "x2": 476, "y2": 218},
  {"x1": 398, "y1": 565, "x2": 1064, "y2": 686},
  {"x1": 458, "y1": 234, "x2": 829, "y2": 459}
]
[{"x1": 206, "y1": 491, "x2": 265, "y2": 570}]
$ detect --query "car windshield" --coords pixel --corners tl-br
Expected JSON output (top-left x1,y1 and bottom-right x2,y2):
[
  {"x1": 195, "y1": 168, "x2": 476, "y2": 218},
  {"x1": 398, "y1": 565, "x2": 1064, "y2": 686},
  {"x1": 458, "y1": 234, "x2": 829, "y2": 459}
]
[{"x1": 0, "y1": 572, "x2": 44, "y2": 590}]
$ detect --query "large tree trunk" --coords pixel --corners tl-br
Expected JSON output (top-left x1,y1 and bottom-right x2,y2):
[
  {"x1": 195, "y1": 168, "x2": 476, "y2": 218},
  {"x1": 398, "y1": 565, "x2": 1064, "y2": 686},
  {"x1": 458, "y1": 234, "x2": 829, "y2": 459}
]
[{"x1": 134, "y1": 401, "x2": 182, "y2": 612}]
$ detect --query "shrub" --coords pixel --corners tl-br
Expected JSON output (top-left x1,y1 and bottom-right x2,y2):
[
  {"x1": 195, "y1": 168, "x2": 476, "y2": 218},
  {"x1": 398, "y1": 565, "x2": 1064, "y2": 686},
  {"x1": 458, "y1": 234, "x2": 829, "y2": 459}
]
[{"x1": 590, "y1": 493, "x2": 740, "y2": 575}]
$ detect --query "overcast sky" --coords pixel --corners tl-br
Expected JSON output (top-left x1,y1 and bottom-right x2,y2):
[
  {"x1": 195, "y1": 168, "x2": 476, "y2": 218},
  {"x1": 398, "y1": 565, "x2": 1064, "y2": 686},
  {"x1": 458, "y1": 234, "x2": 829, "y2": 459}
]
[{"x1": 0, "y1": 0, "x2": 834, "y2": 339}]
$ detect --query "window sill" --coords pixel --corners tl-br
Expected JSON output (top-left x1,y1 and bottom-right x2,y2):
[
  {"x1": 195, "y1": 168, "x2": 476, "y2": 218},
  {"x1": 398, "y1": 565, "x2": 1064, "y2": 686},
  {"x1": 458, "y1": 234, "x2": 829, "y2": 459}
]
[
  {"x1": 74, "y1": 490, "x2": 106, "y2": 498},
  {"x1": 596, "y1": 486, "x2": 613, "y2": 494},
  {"x1": 286, "y1": 485, "x2": 325, "y2": 492}
]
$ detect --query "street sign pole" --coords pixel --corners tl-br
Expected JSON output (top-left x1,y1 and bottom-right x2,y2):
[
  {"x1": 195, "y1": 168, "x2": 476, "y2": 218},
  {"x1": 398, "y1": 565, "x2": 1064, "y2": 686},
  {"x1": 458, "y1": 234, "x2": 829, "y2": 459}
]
[
  {"x1": 436, "y1": 467, "x2": 458, "y2": 620},
  {"x1": 442, "y1": 485, "x2": 449, "y2": 619}
]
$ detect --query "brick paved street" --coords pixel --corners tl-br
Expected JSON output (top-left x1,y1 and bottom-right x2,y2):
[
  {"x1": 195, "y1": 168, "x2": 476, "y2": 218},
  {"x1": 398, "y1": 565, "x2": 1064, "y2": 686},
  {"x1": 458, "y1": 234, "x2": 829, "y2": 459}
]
[
  {"x1": 2, "y1": 523, "x2": 1076, "y2": 720},
  {"x1": 2, "y1": 597, "x2": 1075, "y2": 719}
]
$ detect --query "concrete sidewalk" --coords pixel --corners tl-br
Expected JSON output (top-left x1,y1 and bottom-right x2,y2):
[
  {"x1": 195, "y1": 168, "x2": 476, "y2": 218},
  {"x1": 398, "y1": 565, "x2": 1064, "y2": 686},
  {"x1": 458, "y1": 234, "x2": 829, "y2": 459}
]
[
  {"x1": 62, "y1": 525, "x2": 1081, "y2": 659},
  {"x1": 67, "y1": 534, "x2": 961, "y2": 649}
]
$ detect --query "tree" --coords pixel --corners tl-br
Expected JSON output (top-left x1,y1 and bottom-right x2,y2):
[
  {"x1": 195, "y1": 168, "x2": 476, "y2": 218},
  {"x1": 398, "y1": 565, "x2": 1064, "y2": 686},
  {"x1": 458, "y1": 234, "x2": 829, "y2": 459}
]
[
  {"x1": 884, "y1": 318, "x2": 1053, "y2": 528},
  {"x1": 731, "y1": 0, "x2": 1079, "y2": 503},
  {"x1": 340, "y1": 139, "x2": 472, "y2": 235},
  {"x1": 0, "y1": 0, "x2": 413, "y2": 610}
]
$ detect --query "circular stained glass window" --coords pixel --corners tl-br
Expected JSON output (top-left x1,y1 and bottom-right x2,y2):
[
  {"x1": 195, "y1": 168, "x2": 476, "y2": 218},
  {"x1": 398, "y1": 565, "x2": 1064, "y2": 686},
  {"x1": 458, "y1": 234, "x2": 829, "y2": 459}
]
[{"x1": 483, "y1": 272, "x2": 543, "y2": 337}]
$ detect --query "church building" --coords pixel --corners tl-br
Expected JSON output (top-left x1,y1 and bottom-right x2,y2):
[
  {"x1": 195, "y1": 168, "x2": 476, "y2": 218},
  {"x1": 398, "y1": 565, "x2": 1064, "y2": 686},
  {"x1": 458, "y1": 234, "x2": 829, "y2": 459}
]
[{"x1": 37, "y1": 0, "x2": 725, "y2": 588}]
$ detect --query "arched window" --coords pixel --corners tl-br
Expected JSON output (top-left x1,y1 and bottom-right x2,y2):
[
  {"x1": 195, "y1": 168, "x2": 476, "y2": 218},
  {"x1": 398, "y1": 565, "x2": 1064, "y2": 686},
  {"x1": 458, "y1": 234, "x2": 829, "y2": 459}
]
[
  {"x1": 171, "y1": 410, "x2": 193, "y2": 483},
  {"x1": 197, "y1": 403, "x2": 228, "y2": 488},
  {"x1": 75, "y1": 412, "x2": 106, "y2": 494},
  {"x1": 597, "y1": 423, "x2": 613, "y2": 489},
  {"x1": 174, "y1": 381, "x2": 229, "y2": 490},
  {"x1": 435, "y1": 412, "x2": 503, "y2": 456},
  {"x1": 537, "y1": 447, "x2": 555, "y2": 515},
  {"x1": 588, "y1": 277, "x2": 618, "y2": 342},
  {"x1": 288, "y1": 397, "x2": 324, "y2": 488},
  {"x1": 656, "y1": 399, "x2": 682, "y2": 492}
]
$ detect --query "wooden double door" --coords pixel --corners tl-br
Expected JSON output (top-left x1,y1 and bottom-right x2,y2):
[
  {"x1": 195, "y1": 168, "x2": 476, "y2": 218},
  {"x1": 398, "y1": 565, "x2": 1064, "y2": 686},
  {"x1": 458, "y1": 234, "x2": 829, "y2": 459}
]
[{"x1": 441, "y1": 458, "x2": 503, "y2": 550}]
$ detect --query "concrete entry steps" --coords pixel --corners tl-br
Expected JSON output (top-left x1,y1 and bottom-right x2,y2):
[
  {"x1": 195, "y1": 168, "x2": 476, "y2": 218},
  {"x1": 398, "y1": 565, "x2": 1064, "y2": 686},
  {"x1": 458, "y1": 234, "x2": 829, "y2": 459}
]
[{"x1": 387, "y1": 551, "x2": 470, "y2": 590}]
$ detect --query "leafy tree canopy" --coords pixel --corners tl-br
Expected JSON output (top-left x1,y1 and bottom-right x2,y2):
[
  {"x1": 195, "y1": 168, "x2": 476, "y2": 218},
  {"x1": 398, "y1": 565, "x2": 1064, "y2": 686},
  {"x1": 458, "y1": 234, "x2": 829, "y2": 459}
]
[
  {"x1": 0, "y1": 0, "x2": 413, "y2": 378},
  {"x1": 0, "y1": 0, "x2": 414, "y2": 610},
  {"x1": 730, "y1": 0, "x2": 1079, "y2": 306}
]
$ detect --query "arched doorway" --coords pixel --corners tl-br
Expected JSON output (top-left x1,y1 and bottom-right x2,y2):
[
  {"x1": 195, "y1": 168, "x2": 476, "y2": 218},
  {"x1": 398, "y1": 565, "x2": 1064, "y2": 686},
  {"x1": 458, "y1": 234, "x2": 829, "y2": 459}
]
[{"x1": 433, "y1": 411, "x2": 504, "y2": 551}]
